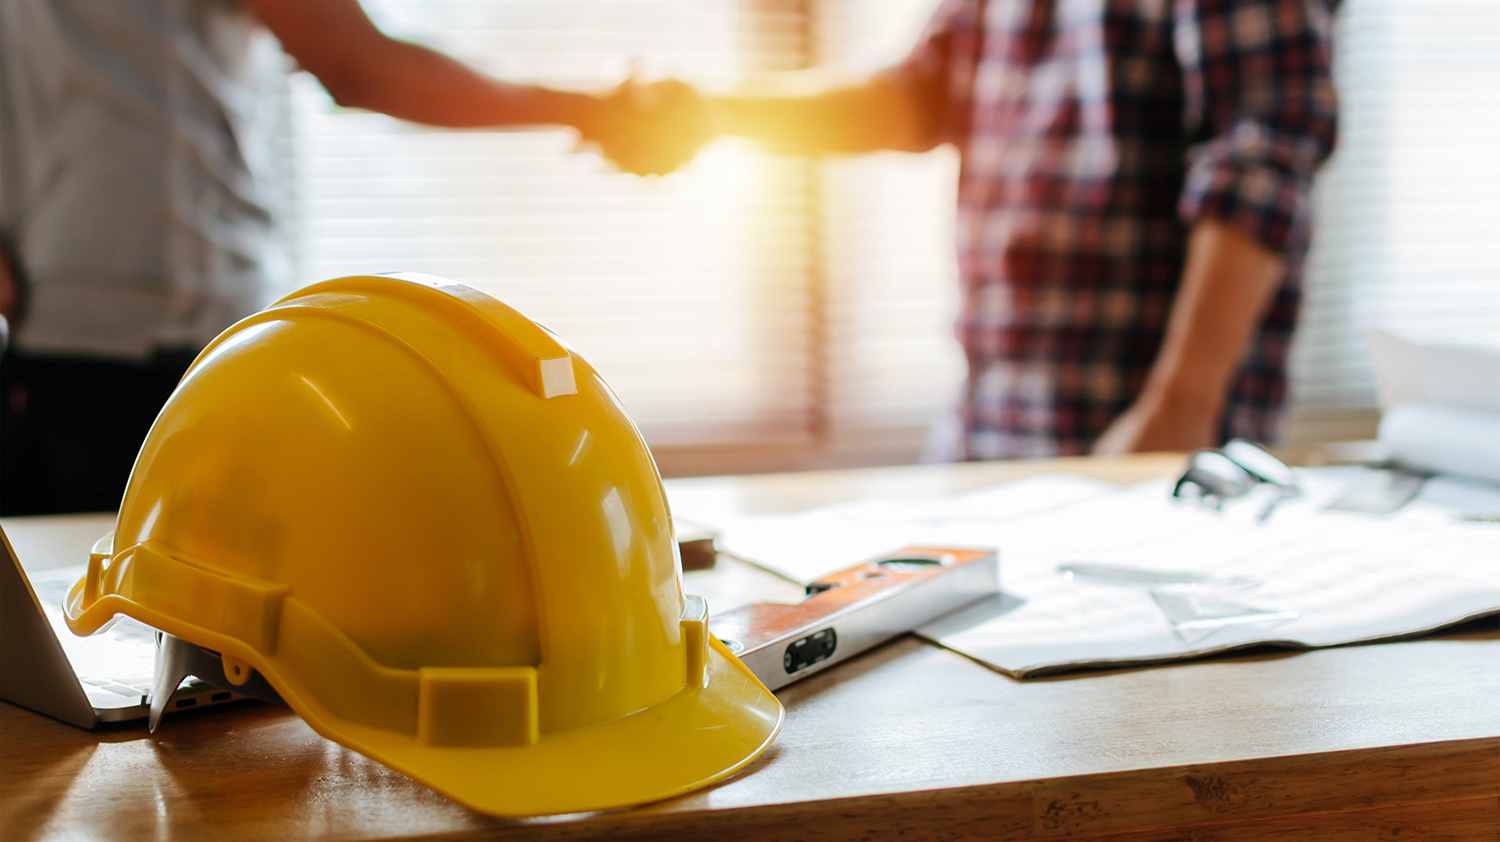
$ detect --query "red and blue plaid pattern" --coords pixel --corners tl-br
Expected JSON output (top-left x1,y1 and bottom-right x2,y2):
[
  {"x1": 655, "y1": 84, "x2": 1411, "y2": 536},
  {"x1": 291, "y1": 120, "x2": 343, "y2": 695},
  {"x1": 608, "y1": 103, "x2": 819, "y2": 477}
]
[{"x1": 896, "y1": 0, "x2": 1338, "y2": 459}]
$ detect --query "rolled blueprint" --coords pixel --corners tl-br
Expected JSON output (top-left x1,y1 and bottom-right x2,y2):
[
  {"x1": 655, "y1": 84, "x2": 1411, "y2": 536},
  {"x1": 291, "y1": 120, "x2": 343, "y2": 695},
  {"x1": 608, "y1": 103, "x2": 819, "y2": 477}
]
[
  {"x1": 1369, "y1": 330, "x2": 1500, "y2": 415},
  {"x1": 1380, "y1": 402, "x2": 1500, "y2": 485}
]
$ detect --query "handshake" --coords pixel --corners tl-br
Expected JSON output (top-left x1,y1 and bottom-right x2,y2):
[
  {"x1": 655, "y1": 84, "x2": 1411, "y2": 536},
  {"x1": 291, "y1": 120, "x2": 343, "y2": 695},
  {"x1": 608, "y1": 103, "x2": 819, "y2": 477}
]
[{"x1": 576, "y1": 79, "x2": 719, "y2": 177}]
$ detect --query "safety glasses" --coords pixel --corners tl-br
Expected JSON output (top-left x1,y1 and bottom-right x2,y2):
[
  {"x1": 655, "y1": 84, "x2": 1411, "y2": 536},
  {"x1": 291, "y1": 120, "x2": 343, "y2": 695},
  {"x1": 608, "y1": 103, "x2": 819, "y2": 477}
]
[{"x1": 1173, "y1": 439, "x2": 1301, "y2": 521}]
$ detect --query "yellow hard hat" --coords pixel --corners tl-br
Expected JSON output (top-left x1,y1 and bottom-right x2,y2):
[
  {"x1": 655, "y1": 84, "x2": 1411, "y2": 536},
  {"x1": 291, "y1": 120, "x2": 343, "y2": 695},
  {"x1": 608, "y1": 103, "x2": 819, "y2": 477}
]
[{"x1": 63, "y1": 274, "x2": 783, "y2": 817}]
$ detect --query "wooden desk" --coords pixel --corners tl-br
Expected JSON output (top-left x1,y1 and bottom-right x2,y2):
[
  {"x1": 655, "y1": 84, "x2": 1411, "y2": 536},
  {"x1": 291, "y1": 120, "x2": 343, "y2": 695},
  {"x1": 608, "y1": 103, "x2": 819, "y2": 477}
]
[{"x1": 4, "y1": 455, "x2": 1497, "y2": 841}]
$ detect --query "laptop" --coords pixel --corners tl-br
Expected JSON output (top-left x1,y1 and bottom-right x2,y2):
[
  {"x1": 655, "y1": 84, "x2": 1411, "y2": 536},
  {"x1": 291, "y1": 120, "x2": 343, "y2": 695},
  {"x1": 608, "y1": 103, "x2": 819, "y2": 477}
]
[
  {"x1": 0, "y1": 525, "x2": 245, "y2": 728},
  {"x1": 2, "y1": 517, "x2": 723, "y2": 730}
]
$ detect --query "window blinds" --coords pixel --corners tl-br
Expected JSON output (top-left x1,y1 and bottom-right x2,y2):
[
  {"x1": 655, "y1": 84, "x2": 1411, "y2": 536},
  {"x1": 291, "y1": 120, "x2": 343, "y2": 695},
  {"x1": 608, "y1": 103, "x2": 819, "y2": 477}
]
[
  {"x1": 290, "y1": 0, "x2": 965, "y2": 472},
  {"x1": 289, "y1": 0, "x2": 821, "y2": 457},
  {"x1": 1286, "y1": 0, "x2": 1500, "y2": 441}
]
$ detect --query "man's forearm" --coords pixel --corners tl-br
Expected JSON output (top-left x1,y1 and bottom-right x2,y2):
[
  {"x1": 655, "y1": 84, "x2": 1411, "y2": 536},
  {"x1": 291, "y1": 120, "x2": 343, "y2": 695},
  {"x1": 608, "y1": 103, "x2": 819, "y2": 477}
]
[
  {"x1": 710, "y1": 75, "x2": 926, "y2": 155},
  {"x1": 246, "y1": 0, "x2": 599, "y2": 131},
  {"x1": 309, "y1": 38, "x2": 597, "y2": 130},
  {"x1": 1094, "y1": 218, "x2": 1284, "y2": 453},
  {"x1": 1152, "y1": 219, "x2": 1284, "y2": 418}
]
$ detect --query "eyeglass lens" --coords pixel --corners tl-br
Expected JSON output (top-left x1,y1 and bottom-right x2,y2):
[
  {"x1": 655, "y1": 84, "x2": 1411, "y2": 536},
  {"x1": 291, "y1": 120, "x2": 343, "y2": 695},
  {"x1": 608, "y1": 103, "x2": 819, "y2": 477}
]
[
  {"x1": 1222, "y1": 439, "x2": 1296, "y2": 488},
  {"x1": 1174, "y1": 451, "x2": 1257, "y2": 502}
]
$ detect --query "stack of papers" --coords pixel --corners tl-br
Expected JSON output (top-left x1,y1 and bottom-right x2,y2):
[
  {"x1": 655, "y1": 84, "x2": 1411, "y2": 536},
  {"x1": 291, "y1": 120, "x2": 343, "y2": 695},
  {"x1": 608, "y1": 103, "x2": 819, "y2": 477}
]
[{"x1": 672, "y1": 468, "x2": 1500, "y2": 676}]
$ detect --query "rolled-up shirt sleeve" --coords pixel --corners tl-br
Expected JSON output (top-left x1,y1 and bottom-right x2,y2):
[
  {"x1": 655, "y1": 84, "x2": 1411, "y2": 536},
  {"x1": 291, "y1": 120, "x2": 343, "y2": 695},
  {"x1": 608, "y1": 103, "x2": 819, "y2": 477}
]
[
  {"x1": 1175, "y1": 0, "x2": 1339, "y2": 252},
  {"x1": 880, "y1": 0, "x2": 979, "y2": 152}
]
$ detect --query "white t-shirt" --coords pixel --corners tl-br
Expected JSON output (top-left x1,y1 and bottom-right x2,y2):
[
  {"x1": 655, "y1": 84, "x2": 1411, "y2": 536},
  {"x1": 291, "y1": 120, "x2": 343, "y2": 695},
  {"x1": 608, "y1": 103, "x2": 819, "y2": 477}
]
[{"x1": 0, "y1": 0, "x2": 290, "y2": 360}]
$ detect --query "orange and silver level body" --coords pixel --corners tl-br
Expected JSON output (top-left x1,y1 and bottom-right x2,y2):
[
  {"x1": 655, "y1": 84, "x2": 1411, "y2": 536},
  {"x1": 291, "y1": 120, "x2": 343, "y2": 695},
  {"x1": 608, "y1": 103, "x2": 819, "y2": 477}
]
[{"x1": 711, "y1": 547, "x2": 999, "y2": 692}]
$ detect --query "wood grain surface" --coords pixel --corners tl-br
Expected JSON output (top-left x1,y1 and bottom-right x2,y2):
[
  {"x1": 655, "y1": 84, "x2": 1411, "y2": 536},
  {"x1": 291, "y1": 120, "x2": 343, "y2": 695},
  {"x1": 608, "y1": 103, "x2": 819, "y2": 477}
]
[{"x1": 3, "y1": 454, "x2": 1497, "y2": 841}]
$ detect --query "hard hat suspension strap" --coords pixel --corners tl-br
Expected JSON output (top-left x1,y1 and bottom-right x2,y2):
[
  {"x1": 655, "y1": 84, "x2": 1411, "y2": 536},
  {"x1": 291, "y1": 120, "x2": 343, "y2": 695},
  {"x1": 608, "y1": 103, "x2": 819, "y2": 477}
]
[{"x1": 71, "y1": 542, "x2": 544, "y2": 747}]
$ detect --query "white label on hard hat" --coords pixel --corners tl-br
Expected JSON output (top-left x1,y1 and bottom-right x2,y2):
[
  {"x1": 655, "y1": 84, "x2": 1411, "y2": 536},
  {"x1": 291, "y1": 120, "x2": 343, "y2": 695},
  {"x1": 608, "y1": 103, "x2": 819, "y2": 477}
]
[{"x1": 539, "y1": 356, "x2": 577, "y2": 399}]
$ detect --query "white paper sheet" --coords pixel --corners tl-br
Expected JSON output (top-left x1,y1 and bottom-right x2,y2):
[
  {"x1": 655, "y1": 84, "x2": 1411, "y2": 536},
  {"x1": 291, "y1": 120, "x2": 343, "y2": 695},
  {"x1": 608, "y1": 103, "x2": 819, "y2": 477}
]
[
  {"x1": 672, "y1": 469, "x2": 1500, "y2": 676},
  {"x1": 682, "y1": 473, "x2": 1118, "y2": 585}
]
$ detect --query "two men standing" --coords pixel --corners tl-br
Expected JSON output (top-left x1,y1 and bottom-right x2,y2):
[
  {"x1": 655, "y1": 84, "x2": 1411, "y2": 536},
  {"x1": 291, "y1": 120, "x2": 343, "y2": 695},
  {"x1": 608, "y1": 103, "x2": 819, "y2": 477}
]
[{"x1": 1, "y1": 0, "x2": 1336, "y2": 513}]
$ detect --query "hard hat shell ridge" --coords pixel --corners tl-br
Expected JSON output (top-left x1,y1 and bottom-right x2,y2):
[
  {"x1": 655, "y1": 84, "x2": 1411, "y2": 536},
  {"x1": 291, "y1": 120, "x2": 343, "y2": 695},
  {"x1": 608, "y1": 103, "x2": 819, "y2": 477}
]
[{"x1": 64, "y1": 273, "x2": 783, "y2": 816}]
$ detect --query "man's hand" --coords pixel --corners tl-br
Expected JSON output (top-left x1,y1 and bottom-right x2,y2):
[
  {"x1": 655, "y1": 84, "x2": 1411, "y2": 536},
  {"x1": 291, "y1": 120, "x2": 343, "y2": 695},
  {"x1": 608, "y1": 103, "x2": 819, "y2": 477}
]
[
  {"x1": 1091, "y1": 383, "x2": 1221, "y2": 454},
  {"x1": 579, "y1": 70, "x2": 935, "y2": 175},
  {"x1": 581, "y1": 78, "x2": 714, "y2": 176},
  {"x1": 1093, "y1": 219, "x2": 1284, "y2": 455}
]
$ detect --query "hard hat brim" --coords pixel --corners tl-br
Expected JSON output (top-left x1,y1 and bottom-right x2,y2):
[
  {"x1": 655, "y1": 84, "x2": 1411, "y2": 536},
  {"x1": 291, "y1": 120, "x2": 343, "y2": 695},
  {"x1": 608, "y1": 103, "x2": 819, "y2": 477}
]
[
  {"x1": 66, "y1": 583, "x2": 781, "y2": 817},
  {"x1": 342, "y1": 637, "x2": 784, "y2": 817}
]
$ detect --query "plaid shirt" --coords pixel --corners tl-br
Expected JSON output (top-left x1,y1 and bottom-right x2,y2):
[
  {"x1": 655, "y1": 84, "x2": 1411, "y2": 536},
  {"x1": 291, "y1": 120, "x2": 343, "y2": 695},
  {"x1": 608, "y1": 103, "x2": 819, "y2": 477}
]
[{"x1": 896, "y1": 0, "x2": 1338, "y2": 459}]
